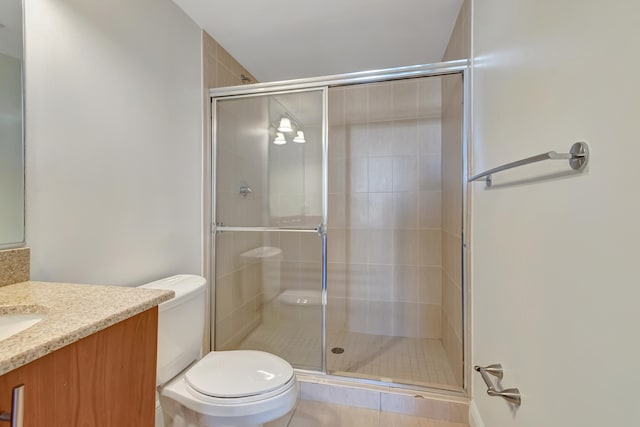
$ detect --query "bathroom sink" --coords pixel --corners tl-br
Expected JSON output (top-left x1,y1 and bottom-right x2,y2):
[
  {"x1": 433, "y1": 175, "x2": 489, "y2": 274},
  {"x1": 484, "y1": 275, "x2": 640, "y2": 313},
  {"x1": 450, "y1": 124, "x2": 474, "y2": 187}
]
[{"x1": 0, "y1": 312, "x2": 47, "y2": 341}]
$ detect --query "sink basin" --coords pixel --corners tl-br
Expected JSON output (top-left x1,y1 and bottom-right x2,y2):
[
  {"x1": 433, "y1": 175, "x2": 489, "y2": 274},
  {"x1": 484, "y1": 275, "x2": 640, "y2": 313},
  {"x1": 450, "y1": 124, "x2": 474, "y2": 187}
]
[{"x1": 0, "y1": 313, "x2": 47, "y2": 341}]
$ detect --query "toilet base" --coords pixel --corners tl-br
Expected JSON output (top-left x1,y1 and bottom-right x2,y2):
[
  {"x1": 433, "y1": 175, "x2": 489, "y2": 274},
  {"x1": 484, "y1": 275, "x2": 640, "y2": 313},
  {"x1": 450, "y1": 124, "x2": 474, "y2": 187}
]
[
  {"x1": 159, "y1": 374, "x2": 298, "y2": 427},
  {"x1": 161, "y1": 397, "x2": 296, "y2": 427}
]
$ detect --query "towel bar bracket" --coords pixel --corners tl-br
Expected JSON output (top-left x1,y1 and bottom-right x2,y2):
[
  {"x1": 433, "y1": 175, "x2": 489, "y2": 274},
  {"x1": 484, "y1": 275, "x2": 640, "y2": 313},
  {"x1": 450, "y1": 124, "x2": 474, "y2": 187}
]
[{"x1": 568, "y1": 141, "x2": 589, "y2": 171}]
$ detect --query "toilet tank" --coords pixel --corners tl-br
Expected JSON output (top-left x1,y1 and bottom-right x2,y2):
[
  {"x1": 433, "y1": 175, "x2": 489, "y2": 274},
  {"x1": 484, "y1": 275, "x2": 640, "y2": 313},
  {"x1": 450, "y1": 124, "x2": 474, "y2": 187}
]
[{"x1": 139, "y1": 274, "x2": 206, "y2": 386}]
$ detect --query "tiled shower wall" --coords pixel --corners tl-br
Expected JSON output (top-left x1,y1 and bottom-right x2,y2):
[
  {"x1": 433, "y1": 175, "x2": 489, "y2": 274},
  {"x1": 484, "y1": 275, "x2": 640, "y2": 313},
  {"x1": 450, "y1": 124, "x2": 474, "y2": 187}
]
[
  {"x1": 440, "y1": 0, "x2": 470, "y2": 386},
  {"x1": 327, "y1": 78, "x2": 444, "y2": 338}
]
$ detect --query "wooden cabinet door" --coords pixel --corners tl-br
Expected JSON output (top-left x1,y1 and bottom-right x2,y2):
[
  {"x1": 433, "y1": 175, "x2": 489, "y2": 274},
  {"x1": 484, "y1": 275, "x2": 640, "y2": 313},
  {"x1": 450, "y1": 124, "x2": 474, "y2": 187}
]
[{"x1": 0, "y1": 307, "x2": 158, "y2": 427}]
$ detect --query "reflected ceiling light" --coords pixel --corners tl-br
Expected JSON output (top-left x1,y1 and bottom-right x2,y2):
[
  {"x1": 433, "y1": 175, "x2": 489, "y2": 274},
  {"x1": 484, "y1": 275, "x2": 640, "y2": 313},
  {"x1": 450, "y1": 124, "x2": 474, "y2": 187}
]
[
  {"x1": 293, "y1": 130, "x2": 306, "y2": 143},
  {"x1": 278, "y1": 117, "x2": 293, "y2": 133},
  {"x1": 273, "y1": 132, "x2": 287, "y2": 145}
]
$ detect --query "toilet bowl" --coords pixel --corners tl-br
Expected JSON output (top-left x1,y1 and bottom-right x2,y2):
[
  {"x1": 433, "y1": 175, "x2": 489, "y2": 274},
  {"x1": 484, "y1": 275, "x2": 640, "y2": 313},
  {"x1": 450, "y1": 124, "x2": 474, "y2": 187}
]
[{"x1": 140, "y1": 275, "x2": 298, "y2": 427}]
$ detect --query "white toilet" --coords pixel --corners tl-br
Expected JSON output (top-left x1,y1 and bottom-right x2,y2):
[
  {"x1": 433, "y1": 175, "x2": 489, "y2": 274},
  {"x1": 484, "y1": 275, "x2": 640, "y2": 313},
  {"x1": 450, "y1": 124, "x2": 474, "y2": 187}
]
[{"x1": 140, "y1": 275, "x2": 298, "y2": 427}]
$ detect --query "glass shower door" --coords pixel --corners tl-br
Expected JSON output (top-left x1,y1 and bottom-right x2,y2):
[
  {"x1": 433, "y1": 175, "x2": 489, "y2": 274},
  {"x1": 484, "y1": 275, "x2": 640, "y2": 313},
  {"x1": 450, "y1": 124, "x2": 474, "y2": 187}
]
[{"x1": 213, "y1": 89, "x2": 326, "y2": 371}]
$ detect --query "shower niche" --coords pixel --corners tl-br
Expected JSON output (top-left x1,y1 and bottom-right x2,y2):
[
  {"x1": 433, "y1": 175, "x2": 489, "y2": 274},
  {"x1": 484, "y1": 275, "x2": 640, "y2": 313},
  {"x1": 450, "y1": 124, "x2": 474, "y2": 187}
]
[{"x1": 212, "y1": 64, "x2": 466, "y2": 392}]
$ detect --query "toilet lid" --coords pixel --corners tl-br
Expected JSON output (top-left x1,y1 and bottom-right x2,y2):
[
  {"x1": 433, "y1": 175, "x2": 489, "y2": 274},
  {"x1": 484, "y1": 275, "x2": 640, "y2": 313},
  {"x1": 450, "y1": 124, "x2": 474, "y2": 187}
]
[{"x1": 185, "y1": 350, "x2": 294, "y2": 398}]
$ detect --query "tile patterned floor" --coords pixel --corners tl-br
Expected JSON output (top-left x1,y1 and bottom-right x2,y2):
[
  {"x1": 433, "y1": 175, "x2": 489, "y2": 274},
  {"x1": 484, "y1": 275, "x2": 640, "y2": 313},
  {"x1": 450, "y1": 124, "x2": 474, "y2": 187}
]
[
  {"x1": 236, "y1": 322, "x2": 458, "y2": 389},
  {"x1": 265, "y1": 400, "x2": 469, "y2": 427}
]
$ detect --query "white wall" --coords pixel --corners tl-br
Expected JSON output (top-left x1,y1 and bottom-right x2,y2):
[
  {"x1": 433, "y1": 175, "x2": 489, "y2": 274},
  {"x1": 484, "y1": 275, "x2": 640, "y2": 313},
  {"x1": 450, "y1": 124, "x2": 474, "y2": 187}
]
[
  {"x1": 472, "y1": 1, "x2": 640, "y2": 426},
  {"x1": 25, "y1": 0, "x2": 202, "y2": 286}
]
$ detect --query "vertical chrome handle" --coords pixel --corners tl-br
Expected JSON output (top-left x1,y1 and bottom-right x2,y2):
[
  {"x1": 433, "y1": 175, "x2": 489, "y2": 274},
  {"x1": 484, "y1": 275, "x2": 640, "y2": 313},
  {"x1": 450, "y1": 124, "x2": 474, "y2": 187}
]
[{"x1": 0, "y1": 385, "x2": 24, "y2": 427}]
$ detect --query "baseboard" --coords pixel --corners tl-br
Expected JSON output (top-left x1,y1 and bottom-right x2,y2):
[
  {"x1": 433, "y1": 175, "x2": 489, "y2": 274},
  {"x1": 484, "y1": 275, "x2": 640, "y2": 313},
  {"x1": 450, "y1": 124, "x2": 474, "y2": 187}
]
[{"x1": 469, "y1": 401, "x2": 486, "y2": 427}]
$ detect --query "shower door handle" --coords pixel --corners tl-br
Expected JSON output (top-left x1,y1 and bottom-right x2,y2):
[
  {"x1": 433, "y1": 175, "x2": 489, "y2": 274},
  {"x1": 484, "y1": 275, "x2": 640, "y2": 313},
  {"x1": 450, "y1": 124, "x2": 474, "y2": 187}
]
[{"x1": 315, "y1": 224, "x2": 326, "y2": 236}]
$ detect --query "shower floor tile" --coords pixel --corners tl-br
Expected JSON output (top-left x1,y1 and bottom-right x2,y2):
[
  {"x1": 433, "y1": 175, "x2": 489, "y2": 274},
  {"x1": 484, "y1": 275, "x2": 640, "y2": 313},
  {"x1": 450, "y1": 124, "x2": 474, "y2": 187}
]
[{"x1": 236, "y1": 323, "x2": 458, "y2": 389}]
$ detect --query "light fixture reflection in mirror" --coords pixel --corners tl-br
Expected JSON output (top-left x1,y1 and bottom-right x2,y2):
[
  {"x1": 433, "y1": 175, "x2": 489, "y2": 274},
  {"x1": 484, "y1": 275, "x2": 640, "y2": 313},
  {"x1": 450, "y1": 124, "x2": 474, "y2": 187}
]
[
  {"x1": 277, "y1": 117, "x2": 292, "y2": 133},
  {"x1": 273, "y1": 132, "x2": 287, "y2": 145},
  {"x1": 293, "y1": 130, "x2": 306, "y2": 143}
]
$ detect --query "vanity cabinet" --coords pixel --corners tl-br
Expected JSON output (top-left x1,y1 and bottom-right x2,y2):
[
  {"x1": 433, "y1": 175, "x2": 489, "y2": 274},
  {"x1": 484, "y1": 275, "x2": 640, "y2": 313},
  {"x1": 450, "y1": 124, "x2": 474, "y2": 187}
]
[{"x1": 0, "y1": 307, "x2": 158, "y2": 426}]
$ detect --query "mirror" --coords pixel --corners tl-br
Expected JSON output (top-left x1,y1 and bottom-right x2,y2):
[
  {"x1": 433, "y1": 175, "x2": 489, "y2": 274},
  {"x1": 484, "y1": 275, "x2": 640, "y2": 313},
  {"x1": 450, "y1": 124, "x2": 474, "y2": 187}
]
[{"x1": 0, "y1": 0, "x2": 24, "y2": 248}]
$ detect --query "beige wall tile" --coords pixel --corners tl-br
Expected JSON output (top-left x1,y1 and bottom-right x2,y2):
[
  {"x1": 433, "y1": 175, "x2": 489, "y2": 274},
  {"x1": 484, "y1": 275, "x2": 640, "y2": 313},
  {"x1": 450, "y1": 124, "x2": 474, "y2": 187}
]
[
  {"x1": 393, "y1": 229, "x2": 418, "y2": 266},
  {"x1": 393, "y1": 156, "x2": 418, "y2": 192},
  {"x1": 328, "y1": 156, "x2": 346, "y2": 194},
  {"x1": 291, "y1": 399, "x2": 380, "y2": 426},
  {"x1": 368, "y1": 192, "x2": 393, "y2": 228},
  {"x1": 279, "y1": 232, "x2": 302, "y2": 262},
  {"x1": 344, "y1": 86, "x2": 368, "y2": 124},
  {"x1": 393, "y1": 265, "x2": 419, "y2": 302},
  {"x1": 328, "y1": 194, "x2": 347, "y2": 228},
  {"x1": 215, "y1": 273, "x2": 233, "y2": 319},
  {"x1": 419, "y1": 229, "x2": 442, "y2": 266},
  {"x1": 394, "y1": 191, "x2": 419, "y2": 229},
  {"x1": 418, "y1": 304, "x2": 442, "y2": 338},
  {"x1": 393, "y1": 120, "x2": 419, "y2": 155},
  {"x1": 368, "y1": 230, "x2": 393, "y2": 264},
  {"x1": 345, "y1": 263, "x2": 369, "y2": 299},
  {"x1": 327, "y1": 296, "x2": 347, "y2": 331},
  {"x1": 368, "y1": 300, "x2": 394, "y2": 335},
  {"x1": 418, "y1": 266, "x2": 443, "y2": 304},
  {"x1": 327, "y1": 229, "x2": 346, "y2": 263},
  {"x1": 393, "y1": 80, "x2": 418, "y2": 120},
  {"x1": 347, "y1": 298, "x2": 370, "y2": 333},
  {"x1": 300, "y1": 232, "x2": 323, "y2": 262},
  {"x1": 328, "y1": 88, "x2": 345, "y2": 125},
  {"x1": 368, "y1": 83, "x2": 393, "y2": 122},
  {"x1": 392, "y1": 301, "x2": 418, "y2": 337},
  {"x1": 418, "y1": 119, "x2": 442, "y2": 154},
  {"x1": 347, "y1": 193, "x2": 369, "y2": 229},
  {"x1": 419, "y1": 191, "x2": 442, "y2": 228},
  {"x1": 368, "y1": 264, "x2": 394, "y2": 301},
  {"x1": 347, "y1": 230, "x2": 369, "y2": 264},
  {"x1": 327, "y1": 263, "x2": 347, "y2": 298},
  {"x1": 348, "y1": 157, "x2": 369, "y2": 193},
  {"x1": 418, "y1": 77, "x2": 442, "y2": 118},
  {"x1": 368, "y1": 122, "x2": 394, "y2": 156},
  {"x1": 328, "y1": 125, "x2": 347, "y2": 158},
  {"x1": 419, "y1": 154, "x2": 442, "y2": 191},
  {"x1": 368, "y1": 157, "x2": 394, "y2": 192},
  {"x1": 380, "y1": 411, "x2": 468, "y2": 427},
  {"x1": 348, "y1": 124, "x2": 369, "y2": 158}
]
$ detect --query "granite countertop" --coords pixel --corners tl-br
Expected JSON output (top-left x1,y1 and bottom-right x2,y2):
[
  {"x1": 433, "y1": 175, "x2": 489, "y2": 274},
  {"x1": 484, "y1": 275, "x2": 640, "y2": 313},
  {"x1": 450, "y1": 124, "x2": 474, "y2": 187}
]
[{"x1": 0, "y1": 281, "x2": 174, "y2": 376}]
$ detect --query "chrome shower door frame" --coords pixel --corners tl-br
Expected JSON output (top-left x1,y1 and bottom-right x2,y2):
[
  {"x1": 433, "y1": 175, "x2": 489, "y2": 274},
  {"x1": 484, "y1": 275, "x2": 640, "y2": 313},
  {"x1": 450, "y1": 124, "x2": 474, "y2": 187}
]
[{"x1": 208, "y1": 58, "x2": 471, "y2": 396}]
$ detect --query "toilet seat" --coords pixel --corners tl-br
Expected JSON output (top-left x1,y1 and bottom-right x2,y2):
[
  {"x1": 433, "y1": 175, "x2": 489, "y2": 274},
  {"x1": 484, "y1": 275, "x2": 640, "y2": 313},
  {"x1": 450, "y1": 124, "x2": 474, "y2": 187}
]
[{"x1": 185, "y1": 350, "x2": 294, "y2": 399}]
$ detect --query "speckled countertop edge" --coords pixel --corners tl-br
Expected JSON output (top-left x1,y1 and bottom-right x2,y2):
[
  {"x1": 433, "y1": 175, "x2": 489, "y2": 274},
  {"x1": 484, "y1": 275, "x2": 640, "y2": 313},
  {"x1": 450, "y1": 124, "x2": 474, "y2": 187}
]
[{"x1": 0, "y1": 281, "x2": 174, "y2": 376}]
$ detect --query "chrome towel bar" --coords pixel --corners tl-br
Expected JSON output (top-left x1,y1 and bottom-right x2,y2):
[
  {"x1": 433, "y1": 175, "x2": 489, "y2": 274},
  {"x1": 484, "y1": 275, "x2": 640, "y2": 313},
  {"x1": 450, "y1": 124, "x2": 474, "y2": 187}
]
[
  {"x1": 469, "y1": 141, "x2": 589, "y2": 186},
  {"x1": 474, "y1": 364, "x2": 521, "y2": 406}
]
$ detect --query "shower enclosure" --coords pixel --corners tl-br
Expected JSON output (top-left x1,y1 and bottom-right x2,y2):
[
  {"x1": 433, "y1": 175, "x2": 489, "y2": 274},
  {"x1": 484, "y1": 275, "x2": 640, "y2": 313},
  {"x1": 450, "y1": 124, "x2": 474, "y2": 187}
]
[{"x1": 211, "y1": 60, "x2": 468, "y2": 392}]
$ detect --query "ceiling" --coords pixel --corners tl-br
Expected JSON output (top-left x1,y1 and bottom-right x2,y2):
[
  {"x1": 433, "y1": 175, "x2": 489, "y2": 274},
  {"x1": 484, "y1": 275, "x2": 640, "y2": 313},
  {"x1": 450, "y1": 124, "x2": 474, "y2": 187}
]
[{"x1": 173, "y1": 0, "x2": 463, "y2": 83}]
